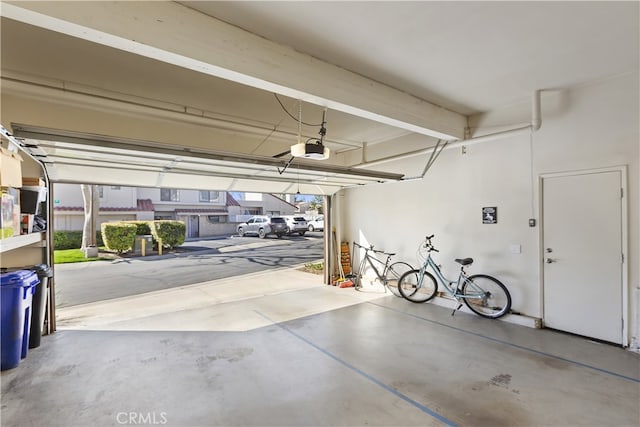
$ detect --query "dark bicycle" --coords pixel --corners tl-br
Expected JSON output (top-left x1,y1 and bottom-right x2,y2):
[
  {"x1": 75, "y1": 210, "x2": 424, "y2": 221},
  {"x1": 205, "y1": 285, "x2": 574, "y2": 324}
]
[{"x1": 347, "y1": 242, "x2": 413, "y2": 296}]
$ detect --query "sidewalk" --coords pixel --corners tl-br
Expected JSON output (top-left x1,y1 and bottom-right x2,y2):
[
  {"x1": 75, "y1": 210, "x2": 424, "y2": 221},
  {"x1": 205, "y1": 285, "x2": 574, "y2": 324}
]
[
  {"x1": 56, "y1": 266, "x2": 388, "y2": 332},
  {"x1": 91, "y1": 236, "x2": 294, "y2": 263}
]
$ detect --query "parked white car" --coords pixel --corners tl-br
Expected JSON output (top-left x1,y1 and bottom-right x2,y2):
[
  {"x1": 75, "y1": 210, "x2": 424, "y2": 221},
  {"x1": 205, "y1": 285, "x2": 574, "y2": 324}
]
[
  {"x1": 284, "y1": 215, "x2": 308, "y2": 236},
  {"x1": 237, "y1": 216, "x2": 288, "y2": 239},
  {"x1": 307, "y1": 215, "x2": 324, "y2": 232}
]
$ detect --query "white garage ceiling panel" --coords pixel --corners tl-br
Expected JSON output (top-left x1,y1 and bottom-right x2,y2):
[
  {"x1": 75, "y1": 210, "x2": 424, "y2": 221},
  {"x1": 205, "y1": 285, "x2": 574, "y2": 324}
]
[{"x1": 12, "y1": 124, "x2": 403, "y2": 195}]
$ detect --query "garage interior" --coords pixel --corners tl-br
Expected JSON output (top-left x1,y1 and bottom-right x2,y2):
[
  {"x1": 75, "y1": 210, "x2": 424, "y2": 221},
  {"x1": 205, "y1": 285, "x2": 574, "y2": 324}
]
[{"x1": 1, "y1": 2, "x2": 639, "y2": 426}]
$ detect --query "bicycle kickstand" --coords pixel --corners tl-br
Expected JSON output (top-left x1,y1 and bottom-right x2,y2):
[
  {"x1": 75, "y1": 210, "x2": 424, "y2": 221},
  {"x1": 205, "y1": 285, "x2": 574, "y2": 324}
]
[{"x1": 451, "y1": 302, "x2": 463, "y2": 316}]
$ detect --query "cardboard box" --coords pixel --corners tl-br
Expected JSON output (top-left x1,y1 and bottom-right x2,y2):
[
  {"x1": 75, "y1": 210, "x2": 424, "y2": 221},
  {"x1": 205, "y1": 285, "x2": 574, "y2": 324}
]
[
  {"x1": 22, "y1": 177, "x2": 45, "y2": 187},
  {"x1": 0, "y1": 147, "x2": 23, "y2": 188}
]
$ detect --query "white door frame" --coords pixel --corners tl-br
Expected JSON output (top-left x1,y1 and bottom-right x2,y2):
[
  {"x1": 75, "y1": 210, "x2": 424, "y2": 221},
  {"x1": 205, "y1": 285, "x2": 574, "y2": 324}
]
[{"x1": 539, "y1": 165, "x2": 628, "y2": 346}]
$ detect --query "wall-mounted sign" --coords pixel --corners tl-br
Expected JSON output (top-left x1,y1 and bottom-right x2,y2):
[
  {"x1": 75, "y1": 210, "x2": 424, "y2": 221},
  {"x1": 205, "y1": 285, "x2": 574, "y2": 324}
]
[{"x1": 483, "y1": 206, "x2": 497, "y2": 224}]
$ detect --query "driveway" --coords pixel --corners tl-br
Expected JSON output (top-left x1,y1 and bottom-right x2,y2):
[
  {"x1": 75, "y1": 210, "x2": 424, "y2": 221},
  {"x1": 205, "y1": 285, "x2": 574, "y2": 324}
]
[
  {"x1": 55, "y1": 266, "x2": 384, "y2": 331},
  {"x1": 55, "y1": 234, "x2": 324, "y2": 308}
]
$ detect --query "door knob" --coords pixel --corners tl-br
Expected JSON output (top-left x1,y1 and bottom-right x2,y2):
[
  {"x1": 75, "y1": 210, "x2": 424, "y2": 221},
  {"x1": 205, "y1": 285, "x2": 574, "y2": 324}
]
[{"x1": 545, "y1": 258, "x2": 555, "y2": 264}]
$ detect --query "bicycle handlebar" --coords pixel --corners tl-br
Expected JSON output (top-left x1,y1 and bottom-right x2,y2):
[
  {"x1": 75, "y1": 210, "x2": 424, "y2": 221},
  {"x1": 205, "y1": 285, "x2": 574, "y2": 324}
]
[
  {"x1": 423, "y1": 234, "x2": 439, "y2": 252},
  {"x1": 353, "y1": 241, "x2": 394, "y2": 257}
]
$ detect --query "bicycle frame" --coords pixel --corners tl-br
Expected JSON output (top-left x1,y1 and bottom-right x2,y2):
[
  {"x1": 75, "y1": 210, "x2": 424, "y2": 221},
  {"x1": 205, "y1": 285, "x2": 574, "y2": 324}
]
[
  {"x1": 419, "y1": 253, "x2": 461, "y2": 295},
  {"x1": 418, "y1": 252, "x2": 485, "y2": 301},
  {"x1": 402, "y1": 235, "x2": 512, "y2": 318},
  {"x1": 356, "y1": 247, "x2": 391, "y2": 284}
]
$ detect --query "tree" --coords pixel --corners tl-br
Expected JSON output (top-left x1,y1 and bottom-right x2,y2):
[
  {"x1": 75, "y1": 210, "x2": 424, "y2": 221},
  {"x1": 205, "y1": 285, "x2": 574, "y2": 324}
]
[
  {"x1": 309, "y1": 195, "x2": 324, "y2": 214},
  {"x1": 80, "y1": 184, "x2": 99, "y2": 251}
]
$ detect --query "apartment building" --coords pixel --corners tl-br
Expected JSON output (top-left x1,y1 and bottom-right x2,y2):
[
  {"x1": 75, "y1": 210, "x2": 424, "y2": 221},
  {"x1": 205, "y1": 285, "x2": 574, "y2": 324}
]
[{"x1": 52, "y1": 184, "x2": 298, "y2": 238}]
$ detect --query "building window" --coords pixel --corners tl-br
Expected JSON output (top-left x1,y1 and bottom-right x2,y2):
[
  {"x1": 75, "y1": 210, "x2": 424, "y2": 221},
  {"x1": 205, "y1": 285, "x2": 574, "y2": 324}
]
[
  {"x1": 154, "y1": 215, "x2": 174, "y2": 220},
  {"x1": 244, "y1": 208, "x2": 261, "y2": 215},
  {"x1": 199, "y1": 190, "x2": 220, "y2": 202},
  {"x1": 207, "y1": 216, "x2": 227, "y2": 223},
  {"x1": 160, "y1": 188, "x2": 179, "y2": 202}
]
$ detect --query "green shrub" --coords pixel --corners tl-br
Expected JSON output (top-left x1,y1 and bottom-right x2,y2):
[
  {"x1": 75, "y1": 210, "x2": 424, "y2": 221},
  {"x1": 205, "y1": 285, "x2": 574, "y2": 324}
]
[
  {"x1": 54, "y1": 230, "x2": 83, "y2": 249},
  {"x1": 128, "y1": 221, "x2": 152, "y2": 235},
  {"x1": 151, "y1": 220, "x2": 186, "y2": 249},
  {"x1": 95, "y1": 230, "x2": 104, "y2": 247},
  {"x1": 54, "y1": 230, "x2": 104, "y2": 250},
  {"x1": 101, "y1": 222, "x2": 137, "y2": 254}
]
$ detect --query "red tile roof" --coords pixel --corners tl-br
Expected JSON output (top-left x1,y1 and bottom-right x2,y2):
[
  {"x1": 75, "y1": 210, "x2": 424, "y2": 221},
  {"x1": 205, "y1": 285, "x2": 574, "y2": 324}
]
[
  {"x1": 54, "y1": 199, "x2": 154, "y2": 212},
  {"x1": 54, "y1": 206, "x2": 139, "y2": 212},
  {"x1": 137, "y1": 199, "x2": 154, "y2": 211},
  {"x1": 174, "y1": 209, "x2": 228, "y2": 214},
  {"x1": 225, "y1": 192, "x2": 241, "y2": 207}
]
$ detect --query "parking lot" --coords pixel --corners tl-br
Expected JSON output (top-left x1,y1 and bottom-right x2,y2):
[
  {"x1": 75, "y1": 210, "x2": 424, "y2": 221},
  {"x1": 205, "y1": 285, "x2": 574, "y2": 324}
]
[{"x1": 55, "y1": 234, "x2": 324, "y2": 308}]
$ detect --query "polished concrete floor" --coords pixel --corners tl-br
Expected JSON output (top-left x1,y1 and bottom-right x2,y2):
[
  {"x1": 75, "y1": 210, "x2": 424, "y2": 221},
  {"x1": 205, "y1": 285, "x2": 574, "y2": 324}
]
[{"x1": 1, "y1": 268, "x2": 639, "y2": 427}]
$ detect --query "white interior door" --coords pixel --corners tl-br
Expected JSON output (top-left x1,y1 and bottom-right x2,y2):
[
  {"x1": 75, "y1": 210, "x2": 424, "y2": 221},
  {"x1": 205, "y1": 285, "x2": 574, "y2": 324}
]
[{"x1": 542, "y1": 171, "x2": 623, "y2": 344}]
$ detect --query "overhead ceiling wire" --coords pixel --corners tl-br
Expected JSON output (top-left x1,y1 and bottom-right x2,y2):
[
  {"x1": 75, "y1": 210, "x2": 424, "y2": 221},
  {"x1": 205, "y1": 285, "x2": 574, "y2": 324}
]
[
  {"x1": 274, "y1": 93, "x2": 322, "y2": 126},
  {"x1": 298, "y1": 100, "x2": 302, "y2": 143}
]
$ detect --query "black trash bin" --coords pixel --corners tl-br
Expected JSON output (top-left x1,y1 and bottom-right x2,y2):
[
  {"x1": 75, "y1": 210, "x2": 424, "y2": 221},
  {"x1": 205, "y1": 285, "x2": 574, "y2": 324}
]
[{"x1": 28, "y1": 264, "x2": 52, "y2": 349}]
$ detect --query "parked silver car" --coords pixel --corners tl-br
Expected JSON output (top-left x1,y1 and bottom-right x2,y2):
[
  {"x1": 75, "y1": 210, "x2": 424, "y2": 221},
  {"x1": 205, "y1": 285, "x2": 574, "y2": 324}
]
[
  {"x1": 307, "y1": 215, "x2": 324, "y2": 232},
  {"x1": 284, "y1": 215, "x2": 308, "y2": 236},
  {"x1": 237, "y1": 216, "x2": 288, "y2": 238}
]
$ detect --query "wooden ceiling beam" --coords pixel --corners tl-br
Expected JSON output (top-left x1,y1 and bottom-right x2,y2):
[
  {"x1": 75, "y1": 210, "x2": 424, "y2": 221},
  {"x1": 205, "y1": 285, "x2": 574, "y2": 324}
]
[{"x1": 2, "y1": 1, "x2": 466, "y2": 140}]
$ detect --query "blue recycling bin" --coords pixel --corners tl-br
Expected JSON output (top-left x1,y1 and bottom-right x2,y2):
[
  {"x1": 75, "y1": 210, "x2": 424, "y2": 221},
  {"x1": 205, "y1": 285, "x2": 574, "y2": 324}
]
[{"x1": 1, "y1": 270, "x2": 39, "y2": 370}]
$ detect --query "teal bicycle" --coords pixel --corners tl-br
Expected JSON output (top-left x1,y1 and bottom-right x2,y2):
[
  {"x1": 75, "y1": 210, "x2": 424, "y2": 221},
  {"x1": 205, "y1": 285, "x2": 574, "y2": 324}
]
[{"x1": 398, "y1": 235, "x2": 512, "y2": 318}]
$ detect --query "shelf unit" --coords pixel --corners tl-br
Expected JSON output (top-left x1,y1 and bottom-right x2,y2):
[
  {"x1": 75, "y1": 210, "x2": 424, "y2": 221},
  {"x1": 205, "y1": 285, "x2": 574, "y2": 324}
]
[
  {"x1": 0, "y1": 232, "x2": 45, "y2": 253},
  {"x1": 2, "y1": 125, "x2": 52, "y2": 334}
]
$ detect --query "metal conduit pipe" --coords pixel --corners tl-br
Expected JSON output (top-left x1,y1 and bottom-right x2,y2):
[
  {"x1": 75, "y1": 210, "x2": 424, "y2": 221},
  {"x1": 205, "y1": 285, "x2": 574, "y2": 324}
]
[{"x1": 355, "y1": 90, "x2": 542, "y2": 170}]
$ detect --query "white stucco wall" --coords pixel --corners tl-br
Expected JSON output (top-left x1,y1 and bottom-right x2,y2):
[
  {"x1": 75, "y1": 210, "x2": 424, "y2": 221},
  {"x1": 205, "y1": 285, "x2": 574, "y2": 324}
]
[
  {"x1": 339, "y1": 72, "x2": 639, "y2": 344},
  {"x1": 53, "y1": 183, "x2": 137, "y2": 208},
  {"x1": 100, "y1": 185, "x2": 137, "y2": 207},
  {"x1": 136, "y1": 187, "x2": 226, "y2": 205}
]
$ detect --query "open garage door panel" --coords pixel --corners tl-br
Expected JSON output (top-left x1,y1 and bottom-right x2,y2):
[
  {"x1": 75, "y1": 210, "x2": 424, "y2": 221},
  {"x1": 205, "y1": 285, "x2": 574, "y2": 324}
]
[{"x1": 13, "y1": 124, "x2": 403, "y2": 195}]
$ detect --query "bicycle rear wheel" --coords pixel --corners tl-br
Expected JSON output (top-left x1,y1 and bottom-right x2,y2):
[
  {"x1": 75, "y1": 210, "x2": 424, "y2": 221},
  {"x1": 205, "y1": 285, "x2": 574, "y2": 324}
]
[
  {"x1": 461, "y1": 274, "x2": 511, "y2": 318},
  {"x1": 398, "y1": 270, "x2": 438, "y2": 303},
  {"x1": 383, "y1": 262, "x2": 413, "y2": 297}
]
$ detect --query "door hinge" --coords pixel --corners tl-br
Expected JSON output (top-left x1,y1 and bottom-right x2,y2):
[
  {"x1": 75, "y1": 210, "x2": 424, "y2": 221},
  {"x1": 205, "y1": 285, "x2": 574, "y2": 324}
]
[
  {"x1": 621, "y1": 188, "x2": 624, "y2": 198},
  {"x1": 622, "y1": 253, "x2": 625, "y2": 263}
]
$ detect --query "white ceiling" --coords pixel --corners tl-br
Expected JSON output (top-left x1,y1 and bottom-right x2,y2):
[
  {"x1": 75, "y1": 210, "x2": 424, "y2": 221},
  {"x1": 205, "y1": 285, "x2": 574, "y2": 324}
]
[
  {"x1": 184, "y1": 1, "x2": 639, "y2": 115},
  {"x1": 1, "y1": 1, "x2": 638, "y2": 194}
]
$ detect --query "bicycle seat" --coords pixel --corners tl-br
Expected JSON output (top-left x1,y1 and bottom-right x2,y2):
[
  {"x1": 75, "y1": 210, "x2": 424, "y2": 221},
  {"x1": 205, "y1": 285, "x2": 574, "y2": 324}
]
[{"x1": 455, "y1": 258, "x2": 474, "y2": 266}]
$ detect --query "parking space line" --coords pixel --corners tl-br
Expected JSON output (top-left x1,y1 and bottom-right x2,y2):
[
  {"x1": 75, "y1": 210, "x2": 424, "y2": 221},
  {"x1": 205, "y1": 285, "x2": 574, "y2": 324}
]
[
  {"x1": 254, "y1": 309, "x2": 458, "y2": 427},
  {"x1": 371, "y1": 302, "x2": 640, "y2": 384}
]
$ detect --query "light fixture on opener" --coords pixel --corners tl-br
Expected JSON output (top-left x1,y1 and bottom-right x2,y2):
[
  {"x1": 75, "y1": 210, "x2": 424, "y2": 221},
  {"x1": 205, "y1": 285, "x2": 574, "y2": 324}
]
[{"x1": 290, "y1": 108, "x2": 329, "y2": 160}]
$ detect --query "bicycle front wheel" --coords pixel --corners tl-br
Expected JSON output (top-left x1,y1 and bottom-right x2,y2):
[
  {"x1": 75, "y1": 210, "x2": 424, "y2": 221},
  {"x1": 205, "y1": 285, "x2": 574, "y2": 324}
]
[
  {"x1": 461, "y1": 274, "x2": 511, "y2": 318},
  {"x1": 398, "y1": 270, "x2": 438, "y2": 303},
  {"x1": 383, "y1": 262, "x2": 414, "y2": 297}
]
